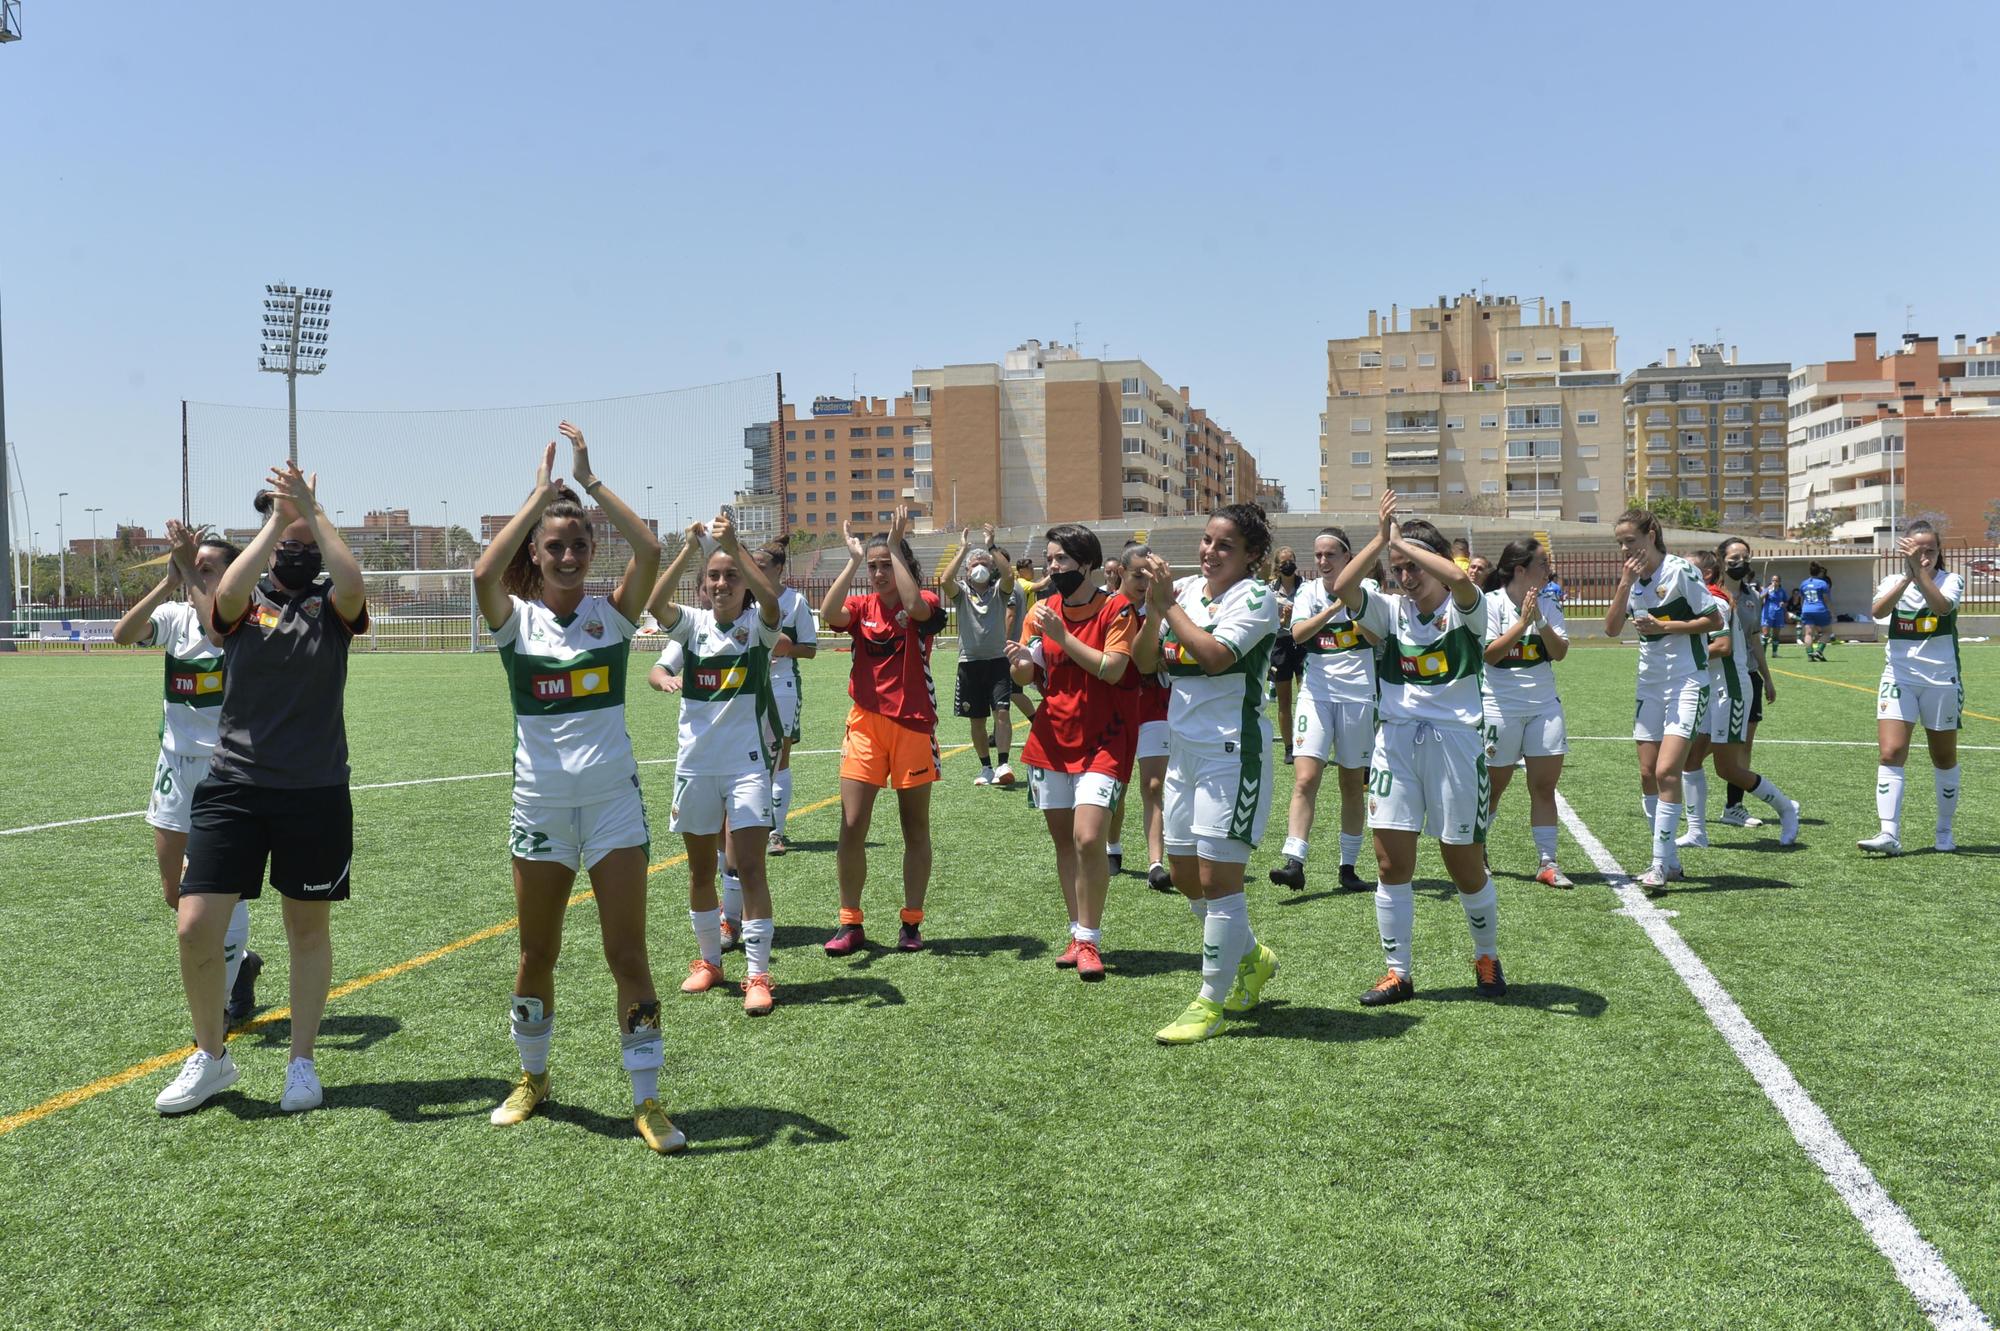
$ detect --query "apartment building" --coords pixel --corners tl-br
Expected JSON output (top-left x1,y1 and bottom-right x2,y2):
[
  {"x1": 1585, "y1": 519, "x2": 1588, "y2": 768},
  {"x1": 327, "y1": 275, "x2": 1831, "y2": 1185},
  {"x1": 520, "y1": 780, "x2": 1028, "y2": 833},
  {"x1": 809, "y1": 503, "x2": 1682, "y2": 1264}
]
[
  {"x1": 1624, "y1": 345, "x2": 1791, "y2": 534},
  {"x1": 760, "y1": 395, "x2": 929, "y2": 535},
  {"x1": 911, "y1": 340, "x2": 1261, "y2": 529},
  {"x1": 1788, "y1": 331, "x2": 2000, "y2": 541},
  {"x1": 1317, "y1": 294, "x2": 1624, "y2": 523}
]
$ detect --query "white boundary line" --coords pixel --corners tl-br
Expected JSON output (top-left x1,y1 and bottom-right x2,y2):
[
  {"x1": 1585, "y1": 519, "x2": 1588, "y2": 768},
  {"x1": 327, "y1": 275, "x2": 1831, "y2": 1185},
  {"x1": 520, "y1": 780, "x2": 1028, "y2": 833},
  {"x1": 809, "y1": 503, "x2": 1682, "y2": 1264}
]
[
  {"x1": 1554, "y1": 791, "x2": 1991, "y2": 1331},
  {"x1": 0, "y1": 749, "x2": 844, "y2": 838}
]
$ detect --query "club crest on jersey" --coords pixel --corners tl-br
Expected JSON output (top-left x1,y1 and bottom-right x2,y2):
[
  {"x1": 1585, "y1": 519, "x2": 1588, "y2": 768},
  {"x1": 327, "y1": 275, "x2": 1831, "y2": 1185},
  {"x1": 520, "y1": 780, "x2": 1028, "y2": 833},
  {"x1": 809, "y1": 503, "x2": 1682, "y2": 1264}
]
[
  {"x1": 582, "y1": 618, "x2": 605, "y2": 640},
  {"x1": 301, "y1": 595, "x2": 323, "y2": 619},
  {"x1": 732, "y1": 627, "x2": 749, "y2": 645},
  {"x1": 894, "y1": 609, "x2": 909, "y2": 628}
]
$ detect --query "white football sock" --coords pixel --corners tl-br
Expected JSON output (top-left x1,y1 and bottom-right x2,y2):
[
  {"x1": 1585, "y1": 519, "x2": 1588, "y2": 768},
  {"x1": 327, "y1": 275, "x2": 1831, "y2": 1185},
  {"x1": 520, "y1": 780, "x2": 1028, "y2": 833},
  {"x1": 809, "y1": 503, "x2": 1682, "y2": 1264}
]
[
  {"x1": 621, "y1": 1022, "x2": 662, "y2": 1106},
  {"x1": 1876, "y1": 764, "x2": 1905, "y2": 838},
  {"x1": 1197, "y1": 893, "x2": 1250, "y2": 1005},
  {"x1": 742, "y1": 918, "x2": 774, "y2": 978},
  {"x1": 1653, "y1": 801, "x2": 1683, "y2": 869},
  {"x1": 1338, "y1": 832, "x2": 1363, "y2": 867},
  {"x1": 1107, "y1": 841, "x2": 1122, "y2": 857},
  {"x1": 1075, "y1": 925, "x2": 1101, "y2": 946},
  {"x1": 1532, "y1": 824, "x2": 1559, "y2": 864},
  {"x1": 509, "y1": 996, "x2": 551, "y2": 1076},
  {"x1": 1750, "y1": 774, "x2": 1793, "y2": 814},
  {"x1": 1186, "y1": 893, "x2": 1205, "y2": 925},
  {"x1": 772, "y1": 770, "x2": 793, "y2": 831},
  {"x1": 1683, "y1": 771, "x2": 1708, "y2": 838},
  {"x1": 1935, "y1": 766, "x2": 1960, "y2": 833},
  {"x1": 1375, "y1": 882, "x2": 1415, "y2": 978},
  {"x1": 720, "y1": 873, "x2": 743, "y2": 927},
  {"x1": 690, "y1": 907, "x2": 723, "y2": 967},
  {"x1": 1281, "y1": 835, "x2": 1309, "y2": 862},
  {"x1": 1643, "y1": 793, "x2": 1659, "y2": 823},
  {"x1": 223, "y1": 899, "x2": 251, "y2": 996},
  {"x1": 1459, "y1": 880, "x2": 1499, "y2": 959}
]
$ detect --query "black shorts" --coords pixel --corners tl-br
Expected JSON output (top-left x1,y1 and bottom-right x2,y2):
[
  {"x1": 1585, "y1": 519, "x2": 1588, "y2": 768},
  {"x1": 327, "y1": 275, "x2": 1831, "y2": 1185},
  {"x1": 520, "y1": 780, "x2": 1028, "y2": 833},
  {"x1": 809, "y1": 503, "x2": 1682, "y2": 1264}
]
[
  {"x1": 955, "y1": 656, "x2": 1014, "y2": 718},
  {"x1": 1269, "y1": 634, "x2": 1305, "y2": 683},
  {"x1": 1748, "y1": 672, "x2": 1764, "y2": 726},
  {"x1": 182, "y1": 780, "x2": 354, "y2": 902}
]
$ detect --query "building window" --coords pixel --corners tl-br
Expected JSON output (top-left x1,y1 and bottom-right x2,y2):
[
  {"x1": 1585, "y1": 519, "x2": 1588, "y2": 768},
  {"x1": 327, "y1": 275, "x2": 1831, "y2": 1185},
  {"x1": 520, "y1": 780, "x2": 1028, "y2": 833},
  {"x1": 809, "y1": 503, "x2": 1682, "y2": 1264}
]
[
  {"x1": 1577, "y1": 444, "x2": 1599, "y2": 459},
  {"x1": 785, "y1": 472, "x2": 797, "y2": 483},
  {"x1": 1576, "y1": 410, "x2": 1598, "y2": 425},
  {"x1": 1724, "y1": 382, "x2": 1743, "y2": 397},
  {"x1": 875, "y1": 447, "x2": 892, "y2": 458},
  {"x1": 806, "y1": 450, "x2": 818, "y2": 461},
  {"x1": 1723, "y1": 406, "x2": 1747, "y2": 422},
  {"x1": 851, "y1": 448, "x2": 867, "y2": 459},
  {"x1": 874, "y1": 426, "x2": 892, "y2": 438},
  {"x1": 1121, "y1": 437, "x2": 1143, "y2": 455},
  {"x1": 1446, "y1": 481, "x2": 1465, "y2": 494},
  {"x1": 1506, "y1": 406, "x2": 1562, "y2": 429},
  {"x1": 785, "y1": 430, "x2": 797, "y2": 441},
  {"x1": 850, "y1": 428, "x2": 867, "y2": 439},
  {"x1": 1349, "y1": 450, "x2": 1371, "y2": 465},
  {"x1": 1505, "y1": 350, "x2": 1525, "y2": 365},
  {"x1": 1577, "y1": 478, "x2": 1601, "y2": 491},
  {"x1": 1350, "y1": 483, "x2": 1372, "y2": 498},
  {"x1": 1535, "y1": 347, "x2": 1554, "y2": 361},
  {"x1": 1122, "y1": 407, "x2": 1142, "y2": 425},
  {"x1": 877, "y1": 468, "x2": 894, "y2": 479},
  {"x1": 1357, "y1": 352, "x2": 1382, "y2": 369},
  {"x1": 804, "y1": 492, "x2": 816, "y2": 503},
  {"x1": 786, "y1": 451, "x2": 797, "y2": 462},
  {"x1": 1446, "y1": 416, "x2": 1465, "y2": 430},
  {"x1": 1121, "y1": 376, "x2": 1142, "y2": 395},
  {"x1": 1680, "y1": 407, "x2": 1705, "y2": 424},
  {"x1": 912, "y1": 386, "x2": 931, "y2": 405},
  {"x1": 805, "y1": 471, "x2": 816, "y2": 482},
  {"x1": 1561, "y1": 344, "x2": 1582, "y2": 363},
  {"x1": 1418, "y1": 352, "x2": 1437, "y2": 367},
  {"x1": 903, "y1": 425, "x2": 917, "y2": 436},
  {"x1": 1389, "y1": 354, "x2": 1407, "y2": 369},
  {"x1": 804, "y1": 430, "x2": 816, "y2": 440},
  {"x1": 1480, "y1": 447, "x2": 1499, "y2": 462},
  {"x1": 806, "y1": 513, "x2": 819, "y2": 525},
  {"x1": 1349, "y1": 418, "x2": 1372, "y2": 433},
  {"x1": 1444, "y1": 448, "x2": 1465, "y2": 462},
  {"x1": 1480, "y1": 479, "x2": 1500, "y2": 494},
  {"x1": 1480, "y1": 414, "x2": 1499, "y2": 429}
]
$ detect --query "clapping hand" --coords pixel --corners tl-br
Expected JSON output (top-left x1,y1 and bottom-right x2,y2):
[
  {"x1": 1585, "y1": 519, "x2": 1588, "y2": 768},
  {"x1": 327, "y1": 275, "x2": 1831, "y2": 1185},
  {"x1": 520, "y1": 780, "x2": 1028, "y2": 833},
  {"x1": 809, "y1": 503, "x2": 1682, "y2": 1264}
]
[
  {"x1": 1141, "y1": 554, "x2": 1174, "y2": 612},
  {"x1": 265, "y1": 461, "x2": 318, "y2": 522},
  {"x1": 1034, "y1": 601, "x2": 1068, "y2": 644},
  {"x1": 711, "y1": 509, "x2": 739, "y2": 551},
  {"x1": 557, "y1": 421, "x2": 595, "y2": 491},
  {"x1": 842, "y1": 519, "x2": 866, "y2": 561},
  {"x1": 532, "y1": 440, "x2": 561, "y2": 506},
  {"x1": 1003, "y1": 638, "x2": 1035, "y2": 672}
]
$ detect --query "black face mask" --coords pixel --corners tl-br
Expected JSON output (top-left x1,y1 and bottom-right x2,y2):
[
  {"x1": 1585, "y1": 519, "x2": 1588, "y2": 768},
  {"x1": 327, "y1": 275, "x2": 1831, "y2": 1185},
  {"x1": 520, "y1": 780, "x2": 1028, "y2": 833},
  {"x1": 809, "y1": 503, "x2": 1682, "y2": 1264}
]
[
  {"x1": 273, "y1": 548, "x2": 323, "y2": 591},
  {"x1": 1726, "y1": 559, "x2": 1754, "y2": 584},
  {"x1": 1049, "y1": 568, "x2": 1087, "y2": 597},
  {"x1": 1278, "y1": 561, "x2": 1298, "y2": 577}
]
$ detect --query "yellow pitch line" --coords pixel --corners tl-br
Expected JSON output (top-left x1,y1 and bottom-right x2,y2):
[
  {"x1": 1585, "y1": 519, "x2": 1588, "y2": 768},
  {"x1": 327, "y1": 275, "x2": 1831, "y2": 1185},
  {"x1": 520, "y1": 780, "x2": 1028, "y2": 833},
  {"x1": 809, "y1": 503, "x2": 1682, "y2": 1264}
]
[
  {"x1": 1766, "y1": 666, "x2": 1999, "y2": 724},
  {"x1": 0, "y1": 747, "x2": 970, "y2": 1138}
]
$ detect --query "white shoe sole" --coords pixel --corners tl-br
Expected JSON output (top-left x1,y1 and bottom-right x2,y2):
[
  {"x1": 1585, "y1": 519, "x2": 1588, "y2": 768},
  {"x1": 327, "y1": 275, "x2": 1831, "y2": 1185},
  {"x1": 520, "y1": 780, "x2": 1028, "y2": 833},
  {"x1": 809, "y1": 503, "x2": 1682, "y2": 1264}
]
[
  {"x1": 155, "y1": 1060, "x2": 239, "y2": 1115},
  {"x1": 281, "y1": 1087, "x2": 323, "y2": 1113}
]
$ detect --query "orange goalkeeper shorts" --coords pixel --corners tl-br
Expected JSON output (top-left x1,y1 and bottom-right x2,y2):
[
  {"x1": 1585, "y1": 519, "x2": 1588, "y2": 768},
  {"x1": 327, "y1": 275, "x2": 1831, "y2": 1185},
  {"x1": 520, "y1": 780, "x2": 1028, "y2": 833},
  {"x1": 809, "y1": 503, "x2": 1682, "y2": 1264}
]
[{"x1": 839, "y1": 706, "x2": 940, "y2": 790}]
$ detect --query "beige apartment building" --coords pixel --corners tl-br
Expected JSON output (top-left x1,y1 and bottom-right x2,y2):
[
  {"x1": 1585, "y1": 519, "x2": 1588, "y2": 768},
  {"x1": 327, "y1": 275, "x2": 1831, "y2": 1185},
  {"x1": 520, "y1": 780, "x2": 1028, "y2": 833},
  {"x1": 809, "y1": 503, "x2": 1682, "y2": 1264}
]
[
  {"x1": 1623, "y1": 345, "x2": 1791, "y2": 534},
  {"x1": 1316, "y1": 294, "x2": 1623, "y2": 523},
  {"x1": 911, "y1": 340, "x2": 1261, "y2": 530},
  {"x1": 1788, "y1": 331, "x2": 2000, "y2": 542}
]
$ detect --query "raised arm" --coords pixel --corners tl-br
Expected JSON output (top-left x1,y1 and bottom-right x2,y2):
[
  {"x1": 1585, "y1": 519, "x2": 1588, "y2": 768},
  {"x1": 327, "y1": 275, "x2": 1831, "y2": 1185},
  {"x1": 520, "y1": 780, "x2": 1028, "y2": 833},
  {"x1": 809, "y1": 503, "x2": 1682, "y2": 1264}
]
[
  {"x1": 1603, "y1": 558, "x2": 1639, "y2": 638},
  {"x1": 214, "y1": 505, "x2": 284, "y2": 632},
  {"x1": 165, "y1": 519, "x2": 224, "y2": 641},
  {"x1": 644, "y1": 520, "x2": 707, "y2": 633},
  {"x1": 938, "y1": 526, "x2": 976, "y2": 591},
  {"x1": 820, "y1": 520, "x2": 868, "y2": 630},
  {"x1": 1333, "y1": 491, "x2": 1397, "y2": 613},
  {"x1": 561, "y1": 422, "x2": 660, "y2": 626},
  {"x1": 473, "y1": 440, "x2": 561, "y2": 631},
  {"x1": 266, "y1": 462, "x2": 364, "y2": 622},
  {"x1": 713, "y1": 510, "x2": 781, "y2": 628},
  {"x1": 114, "y1": 567, "x2": 180, "y2": 646},
  {"x1": 886, "y1": 506, "x2": 930, "y2": 621},
  {"x1": 1902, "y1": 539, "x2": 1956, "y2": 616},
  {"x1": 1392, "y1": 530, "x2": 1479, "y2": 612}
]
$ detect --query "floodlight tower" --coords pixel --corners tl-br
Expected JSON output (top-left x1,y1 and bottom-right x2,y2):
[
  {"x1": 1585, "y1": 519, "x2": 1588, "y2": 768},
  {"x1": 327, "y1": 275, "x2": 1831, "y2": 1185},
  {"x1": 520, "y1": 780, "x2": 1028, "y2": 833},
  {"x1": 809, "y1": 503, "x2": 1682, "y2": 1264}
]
[
  {"x1": 259, "y1": 284, "x2": 333, "y2": 466},
  {"x1": 0, "y1": 2, "x2": 20, "y2": 629}
]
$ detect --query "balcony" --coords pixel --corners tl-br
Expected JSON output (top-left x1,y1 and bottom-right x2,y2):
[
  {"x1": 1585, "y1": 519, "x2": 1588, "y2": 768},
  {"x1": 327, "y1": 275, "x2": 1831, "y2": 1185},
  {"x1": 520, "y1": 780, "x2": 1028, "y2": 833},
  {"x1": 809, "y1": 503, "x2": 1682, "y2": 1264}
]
[
  {"x1": 1646, "y1": 463, "x2": 1671, "y2": 477},
  {"x1": 1386, "y1": 450, "x2": 1441, "y2": 472},
  {"x1": 1385, "y1": 413, "x2": 1440, "y2": 436},
  {"x1": 1645, "y1": 440, "x2": 1671, "y2": 453},
  {"x1": 1505, "y1": 446, "x2": 1561, "y2": 467},
  {"x1": 1722, "y1": 461, "x2": 1751, "y2": 475},
  {"x1": 1723, "y1": 437, "x2": 1751, "y2": 452}
]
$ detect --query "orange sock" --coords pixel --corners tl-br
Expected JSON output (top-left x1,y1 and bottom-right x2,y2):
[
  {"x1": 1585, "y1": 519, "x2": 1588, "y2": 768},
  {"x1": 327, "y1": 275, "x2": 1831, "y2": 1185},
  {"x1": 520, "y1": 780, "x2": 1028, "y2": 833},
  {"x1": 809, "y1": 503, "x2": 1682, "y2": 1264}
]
[
  {"x1": 838, "y1": 907, "x2": 864, "y2": 927},
  {"x1": 899, "y1": 907, "x2": 924, "y2": 926}
]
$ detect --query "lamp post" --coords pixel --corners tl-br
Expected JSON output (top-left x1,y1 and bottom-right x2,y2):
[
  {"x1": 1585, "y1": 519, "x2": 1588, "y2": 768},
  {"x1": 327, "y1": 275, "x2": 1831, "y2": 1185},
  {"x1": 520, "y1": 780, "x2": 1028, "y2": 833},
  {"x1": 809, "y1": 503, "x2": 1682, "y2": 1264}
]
[
  {"x1": 259, "y1": 284, "x2": 333, "y2": 466},
  {"x1": 440, "y1": 499, "x2": 449, "y2": 567},
  {"x1": 84, "y1": 507, "x2": 102, "y2": 599},
  {"x1": 56, "y1": 490, "x2": 67, "y2": 612}
]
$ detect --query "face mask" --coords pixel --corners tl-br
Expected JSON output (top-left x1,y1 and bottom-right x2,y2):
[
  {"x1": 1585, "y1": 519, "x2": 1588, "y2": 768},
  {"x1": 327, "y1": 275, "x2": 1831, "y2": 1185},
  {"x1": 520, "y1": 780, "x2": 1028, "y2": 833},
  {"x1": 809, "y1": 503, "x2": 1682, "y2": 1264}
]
[
  {"x1": 273, "y1": 547, "x2": 322, "y2": 591},
  {"x1": 1049, "y1": 568, "x2": 1087, "y2": 597},
  {"x1": 1278, "y1": 560, "x2": 1297, "y2": 577},
  {"x1": 1726, "y1": 559, "x2": 1753, "y2": 583},
  {"x1": 969, "y1": 564, "x2": 993, "y2": 586}
]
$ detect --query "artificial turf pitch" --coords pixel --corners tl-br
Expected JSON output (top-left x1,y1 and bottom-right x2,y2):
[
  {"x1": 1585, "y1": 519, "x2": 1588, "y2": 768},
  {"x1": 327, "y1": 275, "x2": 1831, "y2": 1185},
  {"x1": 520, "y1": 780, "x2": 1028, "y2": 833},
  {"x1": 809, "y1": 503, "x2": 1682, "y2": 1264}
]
[{"x1": 1, "y1": 642, "x2": 1994, "y2": 1329}]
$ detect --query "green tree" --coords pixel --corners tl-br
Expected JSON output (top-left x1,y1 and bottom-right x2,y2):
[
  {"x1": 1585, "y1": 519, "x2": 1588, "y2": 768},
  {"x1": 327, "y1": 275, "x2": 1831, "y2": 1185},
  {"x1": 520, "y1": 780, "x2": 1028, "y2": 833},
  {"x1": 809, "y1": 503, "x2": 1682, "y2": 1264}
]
[
  {"x1": 1985, "y1": 498, "x2": 2000, "y2": 543},
  {"x1": 1793, "y1": 510, "x2": 1835, "y2": 541},
  {"x1": 1631, "y1": 495, "x2": 1718, "y2": 532}
]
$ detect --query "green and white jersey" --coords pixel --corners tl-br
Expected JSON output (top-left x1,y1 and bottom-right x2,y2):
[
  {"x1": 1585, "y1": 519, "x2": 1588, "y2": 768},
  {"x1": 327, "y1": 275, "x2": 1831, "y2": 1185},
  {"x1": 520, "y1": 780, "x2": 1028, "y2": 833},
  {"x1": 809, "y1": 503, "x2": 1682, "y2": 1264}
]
[
  {"x1": 1481, "y1": 588, "x2": 1566, "y2": 720},
  {"x1": 1159, "y1": 575, "x2": 1279, "y2": 749},
  {"x1": 770, "y1": 586, "x2": 817, "y2": 686},
  {"x1": 1292, "y1": 577, "x2": 1377, "y2": 705},
  {"x1": 1874, "y1": 570, "x2": 1962, "y2": 687},
  {"x1": 1708, "y1": 588, "x2": 1751, "y2": 711},
  {"x1": 1355, "y1": 584, "x2": 1488, "y2": 728},
  {"x1": 493, "y1": 594, "x2": 639, "y2": 806},
  {"x1": 1626, "y1": 554, "x2": 1714, "y2": 688},
  {"x1": 148, "y1": 601, "x2": 224, "y2": 757},
  {"x1": 661, "y1": 604, "x2": 782, "y2": 776}
]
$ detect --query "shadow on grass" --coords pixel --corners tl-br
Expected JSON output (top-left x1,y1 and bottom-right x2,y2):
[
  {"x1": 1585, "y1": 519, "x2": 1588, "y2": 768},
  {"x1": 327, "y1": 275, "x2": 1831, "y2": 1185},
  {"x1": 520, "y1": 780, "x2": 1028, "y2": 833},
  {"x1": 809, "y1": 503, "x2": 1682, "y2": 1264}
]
[
  {"x1": 1271, "y1": 887, "x2": 1367, "y2": 906},
  {"x1": 214, "y1": 1074, "x2": 508, "y2": 1124},
  {"x1": 772, "y1": 838, "x2": 838, "y2": 854},
  {"x1": 1420, "y1": 982, "x2": 1608, "y2": 1017},
  {"x1": 1921, "y1": 843, "x2": 2000, "y2": 858},
  {"x1": 924, "y1": 934, "x2": 1050, "y2": 962},
  {"x1": 1661, "y1": 874, "x2": 1804, "y2": 895},
  {"x1": 234, "y1": 1013, "x2": 401, "y2": 1053},
  {"x1": 542, "y1": 1100, "x2": 846, "y2": 1154},
  {"x1": 1225, "y1": 999, "x2": 1419, "y2": 1043},
  {"x1": 1105, "y1": 948, "x2": 1197, "y2": 979},
  {"x1": 773, "y1": 975, "x2": 905, "y2": 1008}
]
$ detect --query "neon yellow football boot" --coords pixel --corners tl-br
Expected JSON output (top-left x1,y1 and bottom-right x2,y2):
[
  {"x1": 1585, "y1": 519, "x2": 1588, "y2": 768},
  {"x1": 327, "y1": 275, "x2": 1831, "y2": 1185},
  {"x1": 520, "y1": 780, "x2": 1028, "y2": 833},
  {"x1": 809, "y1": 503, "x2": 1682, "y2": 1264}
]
[
  {"x1": 1223, "y1": 942, "x2": 1279, "y2": 1013},
  {"x1": 1154, "y1": 996, "x2": 1225, "y2": 1045},
  {"x1": 634, "y1": 1098, "x2": 688, "y2": 1154}
]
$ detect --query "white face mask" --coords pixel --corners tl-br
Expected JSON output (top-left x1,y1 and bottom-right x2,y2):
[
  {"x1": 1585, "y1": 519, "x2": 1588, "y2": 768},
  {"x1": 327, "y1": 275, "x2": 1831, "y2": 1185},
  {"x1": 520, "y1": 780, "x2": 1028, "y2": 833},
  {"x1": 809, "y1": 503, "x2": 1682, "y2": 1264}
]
[{"x1": 969, "y1": 564, "x2": 993, "y2": 586}]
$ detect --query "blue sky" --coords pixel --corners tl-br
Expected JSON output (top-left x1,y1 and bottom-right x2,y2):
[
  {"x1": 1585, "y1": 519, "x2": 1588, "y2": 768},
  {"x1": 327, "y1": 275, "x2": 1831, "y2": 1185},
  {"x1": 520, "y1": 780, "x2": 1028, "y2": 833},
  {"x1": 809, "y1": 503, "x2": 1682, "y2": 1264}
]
[{"x1": 4, "y1": 0, "x2": 1996, "y2": 544}]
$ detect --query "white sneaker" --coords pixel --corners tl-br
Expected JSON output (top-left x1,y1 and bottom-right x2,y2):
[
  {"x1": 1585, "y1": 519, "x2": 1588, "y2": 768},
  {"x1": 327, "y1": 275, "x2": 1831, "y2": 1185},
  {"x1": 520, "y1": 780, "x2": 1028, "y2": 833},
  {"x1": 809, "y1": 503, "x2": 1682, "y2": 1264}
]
[
  {"x1": 1717, "y1": 806, "x2": 1764, "y2": 828},
  {"x1": 1637, "y1": 864, "x2": 1672, "y2": 896},
  {"x1": 973, "y1": 768, "x2": 994, "y2": 787},
  {"x1": 1675, "y1": 830, "x2": 1709, "y2": 849},
  {"x1": 280, "y1": 1057, "x2": 323, "y2": 1113},
  {"x1": 1778, "y1": 799, "x2": 1801, "y2": 847},
  {"x1": 1935, "y1": 830, "x2": 1957, "y2": 853},
  {"x1": 1857, "y1": 831, "x2": 1902, "y2": 856},
  {"x1": 155, "y1": 1049, "x2": 239, "y2": 1115},
  {"x1": 993, "y1": 764, "x2": 1017, "y2": 788}
]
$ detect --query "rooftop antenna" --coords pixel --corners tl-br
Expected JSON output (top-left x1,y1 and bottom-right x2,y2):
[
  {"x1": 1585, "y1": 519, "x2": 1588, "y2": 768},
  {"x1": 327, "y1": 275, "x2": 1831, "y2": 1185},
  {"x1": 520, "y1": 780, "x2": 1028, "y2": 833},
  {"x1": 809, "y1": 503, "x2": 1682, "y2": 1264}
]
[
  {"x1": 1072, "y1": 320, "x2": 1081, "y2": 351},
  {"x1": 850, "y1": 371, "x2": 857, "y2": 398},
  {"x1": 1905, "y1": 304, "x2": 1915, "y2": 335}
]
